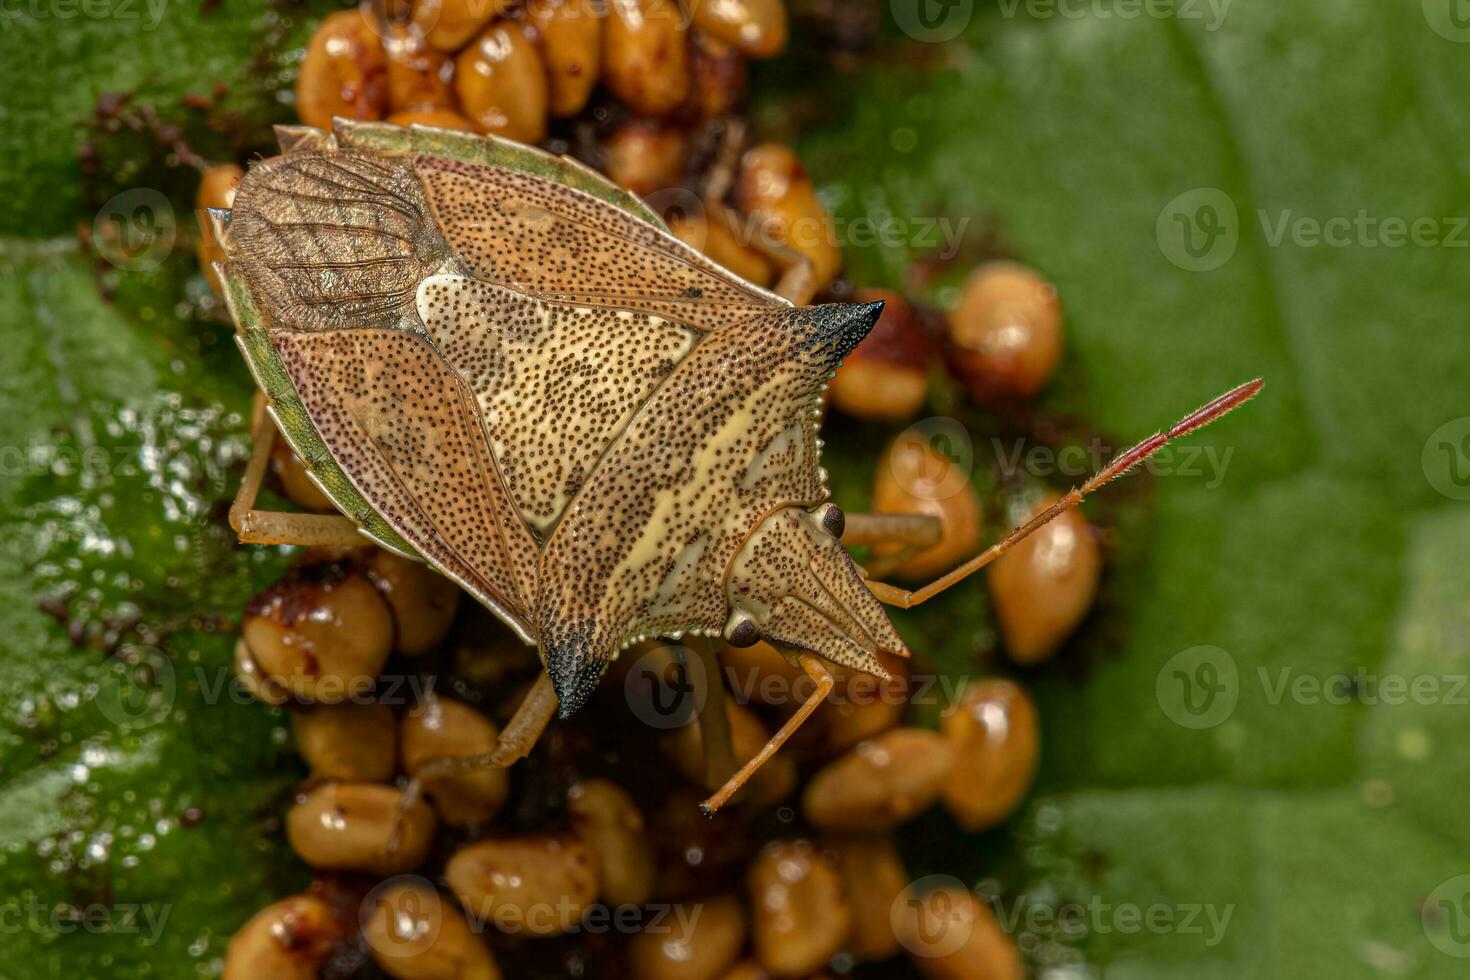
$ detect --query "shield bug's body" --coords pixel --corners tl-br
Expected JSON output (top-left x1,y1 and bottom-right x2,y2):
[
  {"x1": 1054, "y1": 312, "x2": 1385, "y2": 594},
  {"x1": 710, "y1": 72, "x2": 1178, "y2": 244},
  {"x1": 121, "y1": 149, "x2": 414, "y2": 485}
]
[{"x1": 214, "y1": 120, "x2": 1260, "y2": 811}]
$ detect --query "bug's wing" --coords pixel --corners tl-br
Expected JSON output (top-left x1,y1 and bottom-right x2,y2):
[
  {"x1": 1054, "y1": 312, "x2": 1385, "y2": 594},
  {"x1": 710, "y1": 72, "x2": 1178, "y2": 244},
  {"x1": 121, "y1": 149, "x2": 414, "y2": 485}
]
[
  {"x1": 412, "y1": 155, "x2": 785, "y2": 330},
  {"x1": 227, "y1": 150, "x2": 450, "y2": 333},
  {"x1": 415, "y1": 275, "x2": 697, "y2": 537},
  {"x1": 270, "y1": 327, "x2": 538, "y2": 631},
  {"x1": 535, "y1": 304, "x2": 882, "y2": 713}
]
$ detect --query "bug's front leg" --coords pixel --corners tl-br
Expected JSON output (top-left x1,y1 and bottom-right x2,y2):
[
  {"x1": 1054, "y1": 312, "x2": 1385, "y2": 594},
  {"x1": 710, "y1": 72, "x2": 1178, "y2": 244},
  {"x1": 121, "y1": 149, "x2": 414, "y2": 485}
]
[
  {"x1": 701, "y1": 654, "x2": 834, "y2": 815},
  {"x1": 687, "y1": 637, "x2": 738, "y2": 790},
  {"x1": 840, "y1": 511, "x2": 945, "y2": 579},
  {"x1": 230, "y1": 392, "x2": 364, "y2": 548}
]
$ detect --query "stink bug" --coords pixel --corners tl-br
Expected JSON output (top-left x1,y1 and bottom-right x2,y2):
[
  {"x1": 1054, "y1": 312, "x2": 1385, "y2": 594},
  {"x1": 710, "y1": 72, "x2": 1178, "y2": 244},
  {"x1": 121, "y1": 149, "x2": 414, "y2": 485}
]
[{"x1": 214, "y1": 120, "x2": 1261, "y2": 812}]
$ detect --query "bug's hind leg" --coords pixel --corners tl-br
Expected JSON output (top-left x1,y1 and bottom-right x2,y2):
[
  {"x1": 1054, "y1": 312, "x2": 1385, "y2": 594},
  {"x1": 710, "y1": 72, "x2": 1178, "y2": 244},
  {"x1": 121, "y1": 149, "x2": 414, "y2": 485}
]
[
  {"x1": 392, "y1": 673, "x2": 558, "y2": 845},
  {"x1": 700, "y1": 655, "x2": 834, "y2": 815},
  {"x1": 230, "y1": 392, "x2": 363, "y2": 548}
]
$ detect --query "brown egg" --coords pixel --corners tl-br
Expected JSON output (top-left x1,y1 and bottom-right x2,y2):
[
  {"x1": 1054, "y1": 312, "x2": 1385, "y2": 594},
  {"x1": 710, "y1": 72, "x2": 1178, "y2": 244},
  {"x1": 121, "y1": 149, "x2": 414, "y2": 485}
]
[
  {"x1": 626, "y1": 893, "x2": 746, "y2": 980},
  {"x1": 241, "y1": 563, "x2": 394, "y2": 702},
  {"x1": 669, "y1": 211, "x2": 775, "y2": 287},
  {"x1": 688, "y1": 33, "x2": 747, "y2": 122},
  {"x1": 734, "y1": 144, "x2": 842, "y2": 296},
  {"x1": 384, "y1": 23, "x2": 455, "y2": 112},
  {"x1": 893, "y1": 885, "x2": 1022, "y2": 980},
  {"x1": 269, "y1": 433, "x2": 336, "y2": 513},
  {"x1": 401, "y1": 693, "x2": 510, "y2": 825},
  {"x1": 528, "y1": 0, "x2": 602, "y2": 117},
  {"x1": 825, "y1": 834, "x2": 908, "y2": 961},
  {"x1": 828, "y1": 289, "x2": 932, "y2": 422},
  {"x1": 568, "y1": 778, "x2": 656, "y2": 906},
  {"x1": 871, "y1": 435, "x2": 983, "y2": 580},
  {"x1": 747, "y1": 840, "x2": 851, "y2": 977},
  {"x1": 446, "y1": 836, "x2": 599, "y2": 936},
  {"x1": 689, "y1": 0, "x2": 787, "y2": 58},
  {"x1": 813, "y1": 653, "x2": 910, "y2": 755},
  {"x1": 364, "y1": 881, "x2": 502, "y2": 980},
  {"x1": 948, "y1": 261, "x2": 1063, "y2": 400},
  {"x1": 387, "y1": 108, "x2": 478, "y2": 131},
  {"x1": 365, "y1": 548, "x2": 461, "y2": 656},
  {"x1": 604, "y1": 120, "x2": 687, "y2": 197},
  {"x1": 195, "y1": 163, "x2": 242, "y2": 293},
  {"x1": 414, "y1": 0, "x2": 514, "y2": 52},
  {"x1": 603, "y1": 0, "x2": 691, "y2": 116},
  {"x1": 454, "y1": 23, "x2": 549, "y2": 144},
  {"x1": 661, "y1": 700, "x2": 797, "y2": 808},
  {"x1": 802, "y1": 728, "x2": 954, "y2": 831},
  {"x1": 292, "y1": 701, "x2": 398, "y2": 782},
  {"x1": 222, "y1": 893, "x2": 343, "y2": 980},
  {"x1": 940, "y1": 679, "x2": 1038, "y2": 831},
  {"x1": 286, "y1": 783, "x2": 437, "y2": 874},
  {"x1": 986, "y1": 493, "x2": 1101, "y2": 664},
  {"x1": 296, "y1": 9, "x2": 388, "y2": 130},
  {"x1": 232, "y1": 636, "x2": 290, "y2": 706}
]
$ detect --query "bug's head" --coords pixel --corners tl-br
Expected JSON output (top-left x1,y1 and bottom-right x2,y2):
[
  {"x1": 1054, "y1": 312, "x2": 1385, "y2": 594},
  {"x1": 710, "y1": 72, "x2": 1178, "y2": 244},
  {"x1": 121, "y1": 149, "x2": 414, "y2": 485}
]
[{"x1": 723, "y1": 502, "x2": 905, "y2": 676}]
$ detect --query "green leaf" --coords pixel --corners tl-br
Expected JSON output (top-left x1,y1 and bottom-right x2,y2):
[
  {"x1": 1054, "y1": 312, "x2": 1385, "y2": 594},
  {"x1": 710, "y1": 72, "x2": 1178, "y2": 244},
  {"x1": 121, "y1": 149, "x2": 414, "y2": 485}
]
[{"x1": 798, "y1": 3, "x2": 1470, "y2": 976}]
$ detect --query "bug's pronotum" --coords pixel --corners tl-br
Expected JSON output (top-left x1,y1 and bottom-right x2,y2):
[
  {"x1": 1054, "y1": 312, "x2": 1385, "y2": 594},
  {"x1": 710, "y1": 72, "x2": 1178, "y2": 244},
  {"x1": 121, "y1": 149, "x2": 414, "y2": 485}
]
[{"x1": 214, "y1": 119, "x2": 1261, "y2": 814}]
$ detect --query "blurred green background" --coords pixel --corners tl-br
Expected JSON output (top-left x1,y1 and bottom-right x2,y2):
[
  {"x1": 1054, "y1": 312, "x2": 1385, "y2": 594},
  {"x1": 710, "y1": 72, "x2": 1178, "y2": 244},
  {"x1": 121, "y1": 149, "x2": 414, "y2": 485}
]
[{"x1": 2, "y1": 0, "x2": 1468, "y2": 976}]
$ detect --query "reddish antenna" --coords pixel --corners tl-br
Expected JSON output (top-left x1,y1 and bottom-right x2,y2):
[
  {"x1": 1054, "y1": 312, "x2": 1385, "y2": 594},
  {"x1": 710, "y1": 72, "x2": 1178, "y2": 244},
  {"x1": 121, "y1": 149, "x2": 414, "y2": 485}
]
[{"x1": 867, "y1": 378, "x2": 1264, "y2": 609}]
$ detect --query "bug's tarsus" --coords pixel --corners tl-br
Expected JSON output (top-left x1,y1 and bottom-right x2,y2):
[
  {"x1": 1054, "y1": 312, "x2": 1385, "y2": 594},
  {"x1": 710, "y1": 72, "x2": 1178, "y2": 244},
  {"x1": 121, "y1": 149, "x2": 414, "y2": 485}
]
[
  {"x1": 229, "y1": 392, "x2": 365, "y2": 548},
  {"x1": 700, "y1": 654, "x2": 834, "y2": 816},
  {"x1": 866, "y1": 378, "x2": 1265, "y2": 609}
]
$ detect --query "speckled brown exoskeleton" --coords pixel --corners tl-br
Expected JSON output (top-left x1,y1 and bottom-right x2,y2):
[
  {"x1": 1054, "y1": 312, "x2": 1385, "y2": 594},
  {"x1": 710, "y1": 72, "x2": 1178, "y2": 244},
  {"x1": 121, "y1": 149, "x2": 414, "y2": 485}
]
[{"x1": 213, "y1": 119, "x2": 1261, "y2": 812}]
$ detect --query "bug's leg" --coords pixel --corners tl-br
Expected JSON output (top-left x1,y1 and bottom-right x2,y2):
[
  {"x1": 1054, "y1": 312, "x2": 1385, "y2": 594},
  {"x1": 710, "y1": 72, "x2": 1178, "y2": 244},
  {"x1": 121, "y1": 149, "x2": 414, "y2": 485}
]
[
  {"x1": 700, "y1": 654, "x2": 834, "y2": 816},
  {"x1": 230, "y1": 392, "x2": 363, "y2": 548},
  {"x1": 696, "y1": 118, "x2": 820, "y2": 307},
  {"x1": 841, "y1": 512, "x2": 945, "y2": 579},
  {"x1": 686, "y1": 637, "x2": 737, "y2": 789},
  {"x1": 701, "y1": 116, "x2": 746, "y2": 205},
  {"x1": 867, "y1": 379, "x2": 1264, "y2": 609},
  {"x1": 392, "y1": 673, "x2": 558, "y2": 847}
]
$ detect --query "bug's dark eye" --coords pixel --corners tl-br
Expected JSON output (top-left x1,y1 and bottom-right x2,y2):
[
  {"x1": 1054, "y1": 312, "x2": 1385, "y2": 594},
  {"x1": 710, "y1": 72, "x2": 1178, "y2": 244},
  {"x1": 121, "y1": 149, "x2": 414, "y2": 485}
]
[
  {"x1": 728, "y1": 617, "x2": 760, "y2": 648},
  {"x1": 821, "y1": 504, "x2": 845, "y2": 540}
]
